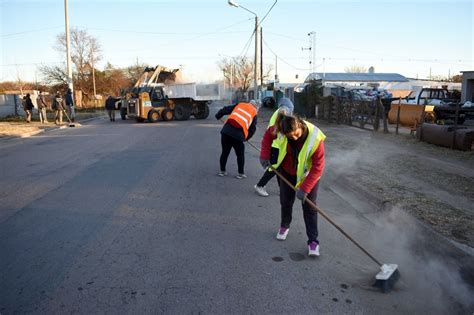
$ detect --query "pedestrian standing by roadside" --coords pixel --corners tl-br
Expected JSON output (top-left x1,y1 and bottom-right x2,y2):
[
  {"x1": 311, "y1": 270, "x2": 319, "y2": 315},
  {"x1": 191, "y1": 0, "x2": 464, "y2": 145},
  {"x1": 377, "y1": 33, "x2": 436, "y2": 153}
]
[
  {"x1": 37, "y1": 90, "x2": 49, "y2": 123},
  {"x1": 23, "y1": 94, "x2": 34, "y2": 123},
  {"x1": 52, "y1": 92, "x2": 64, "y2": 125},
  {"x1": 105, "y1": 96, "x2": 116, "y2": 122},
  {"x1": 254, "y1": 97, "x2": 294, "y2": 197},
  {"x1": 215, "y1": 100, "x2": 258, "y2": 179},
  {"x1": 65, "y1": 88, "x2": 75, "y2": 122},
  {"x1": 260, "y1": 113, "x2": 326, "y2": 256}
]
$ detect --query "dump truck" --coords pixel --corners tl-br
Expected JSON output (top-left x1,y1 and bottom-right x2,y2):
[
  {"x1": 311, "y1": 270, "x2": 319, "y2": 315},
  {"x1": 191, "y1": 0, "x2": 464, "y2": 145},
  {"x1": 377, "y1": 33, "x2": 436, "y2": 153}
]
[{"x1": 120, "y1": 65, "x2": 220, "y2": 122}]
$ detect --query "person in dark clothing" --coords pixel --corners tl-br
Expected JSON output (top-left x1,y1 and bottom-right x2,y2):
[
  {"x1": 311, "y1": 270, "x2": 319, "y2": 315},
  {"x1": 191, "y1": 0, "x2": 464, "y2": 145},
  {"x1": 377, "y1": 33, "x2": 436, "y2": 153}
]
[
  {"x1": 65, "y1": 88, "x2": 75, "y2": 122},
  {"x1": 260, "y1": 113, "x2": 326, "y2": 256},
  {"x1": 23, "y1": 94, "x2": 34, "y2": 123},
  {"x1": 52, "y1": 92, "x2": 64, "y2": 125},
  {"x1": 37, "y1": 90, "x2": 49, "y2": 123},
  {"x1": 105, "y1": 96, "x2": 117, "y2": 121},
  {"x1": 215, "y1": 100, "x2": 258, "y2": 179}
]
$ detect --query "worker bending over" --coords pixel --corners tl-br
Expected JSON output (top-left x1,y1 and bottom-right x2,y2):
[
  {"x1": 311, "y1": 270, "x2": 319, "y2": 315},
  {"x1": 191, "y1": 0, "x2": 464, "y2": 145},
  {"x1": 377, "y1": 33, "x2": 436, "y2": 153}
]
[
  {"x1": 215, "y1": 100, "x2": 258, "y2": 179},
  {"x1": 260, "y1": 113, "x2": 326, "y2": 256}
]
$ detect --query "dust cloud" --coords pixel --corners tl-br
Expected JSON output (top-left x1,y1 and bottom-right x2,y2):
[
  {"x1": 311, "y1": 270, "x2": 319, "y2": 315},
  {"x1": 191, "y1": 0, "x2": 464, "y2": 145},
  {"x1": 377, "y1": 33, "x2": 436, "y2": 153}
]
[{"x1": 369, "y1": 206, "x2": 473, "y2": 312}]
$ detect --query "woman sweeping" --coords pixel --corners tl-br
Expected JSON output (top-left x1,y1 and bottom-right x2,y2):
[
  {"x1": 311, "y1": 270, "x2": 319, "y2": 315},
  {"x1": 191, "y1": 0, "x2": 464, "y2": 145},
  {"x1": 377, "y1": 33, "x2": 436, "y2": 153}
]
[{"x1": 260, "y1": 113, "x2": 326, "y2": 256}]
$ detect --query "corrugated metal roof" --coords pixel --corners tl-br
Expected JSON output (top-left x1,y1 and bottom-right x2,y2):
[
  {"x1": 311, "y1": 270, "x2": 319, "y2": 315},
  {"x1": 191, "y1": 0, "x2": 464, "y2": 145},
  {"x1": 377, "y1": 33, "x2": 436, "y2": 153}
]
[{"x1": 305, "y1": 73, "x2": 408, "y2": 82}]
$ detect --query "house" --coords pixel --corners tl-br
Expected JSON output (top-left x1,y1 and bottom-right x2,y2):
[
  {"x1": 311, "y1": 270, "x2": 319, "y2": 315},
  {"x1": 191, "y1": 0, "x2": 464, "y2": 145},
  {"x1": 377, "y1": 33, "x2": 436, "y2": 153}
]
[
  {"x1": 461, "y1": 70, "x2": 474, "y2": 103},
  {"x1": 305, "y1": 72, "x2": 408, "y2": 87}
]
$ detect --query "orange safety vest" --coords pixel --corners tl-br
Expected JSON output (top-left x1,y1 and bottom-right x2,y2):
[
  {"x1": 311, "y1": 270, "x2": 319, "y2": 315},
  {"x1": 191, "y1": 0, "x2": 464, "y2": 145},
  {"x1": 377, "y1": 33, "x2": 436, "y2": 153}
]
[{"x1": 226, "y1": 102, "x2": 257, "y2": 139}]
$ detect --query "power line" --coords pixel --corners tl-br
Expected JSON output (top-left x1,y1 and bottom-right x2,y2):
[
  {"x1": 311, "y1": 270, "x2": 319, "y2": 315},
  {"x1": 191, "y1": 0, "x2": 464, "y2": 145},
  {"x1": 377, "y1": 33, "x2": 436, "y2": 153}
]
[
  {"x1": 1, "y1": 61, "x2": 63, "y2": 67},
  {"x1": 238, "y1": 31, "x2": 256, "y2": 59},
  {"x1": 2, "y1": 26, "x2": 63, "y2": 37},
  {"x1": 265, "y1": 31, "x2": 473, "y2": 65},
  {"x1": 74, "y1": 18, "x2": 252, "y2": 37},
  {"x1": 262, "y1": 39, "x2": 308, "y2": 71},
  {"x1": 260, "y1": 0, "x2": 278, "y2": 25}
]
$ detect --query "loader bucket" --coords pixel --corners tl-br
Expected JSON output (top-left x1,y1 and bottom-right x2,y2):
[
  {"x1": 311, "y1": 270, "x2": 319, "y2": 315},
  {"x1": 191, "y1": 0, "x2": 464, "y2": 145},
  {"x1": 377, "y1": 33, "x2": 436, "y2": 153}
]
[{"x1": 388, "y1": 102, "x2": 434, "y2": 126}]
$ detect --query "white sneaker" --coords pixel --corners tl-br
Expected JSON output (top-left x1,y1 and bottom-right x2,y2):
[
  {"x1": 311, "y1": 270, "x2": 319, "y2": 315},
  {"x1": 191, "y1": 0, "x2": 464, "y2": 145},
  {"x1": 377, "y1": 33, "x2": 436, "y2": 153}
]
[
  {"x1": 276, "y1": 227, "x2": 289, "y2": 241},
  {"x1": 254, "y1": 185, "x2": 269, "y2": 197},
  {"x1": 235, "y1": 173, "x2": 247, "y2": 179},
  {"x1": 217, "y1": 171, "x2": 227, "y2": 177},
  {"x1": 308, "y1": 241, "x2": 320, "y2": 257}
]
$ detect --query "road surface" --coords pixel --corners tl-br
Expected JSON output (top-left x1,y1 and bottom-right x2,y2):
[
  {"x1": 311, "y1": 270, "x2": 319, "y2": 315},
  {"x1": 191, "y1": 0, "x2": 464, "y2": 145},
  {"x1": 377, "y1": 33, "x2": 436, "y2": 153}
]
[{"x1": 1, "y1": 104, "x2": 472, "y2": 314}]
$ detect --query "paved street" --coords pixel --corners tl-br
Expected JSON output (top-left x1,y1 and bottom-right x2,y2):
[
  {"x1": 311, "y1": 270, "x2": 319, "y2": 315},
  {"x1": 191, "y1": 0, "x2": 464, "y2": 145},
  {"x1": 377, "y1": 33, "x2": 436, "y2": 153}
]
[{"x1": 0, "y1": 104, "x2": 472, "y2": 314}]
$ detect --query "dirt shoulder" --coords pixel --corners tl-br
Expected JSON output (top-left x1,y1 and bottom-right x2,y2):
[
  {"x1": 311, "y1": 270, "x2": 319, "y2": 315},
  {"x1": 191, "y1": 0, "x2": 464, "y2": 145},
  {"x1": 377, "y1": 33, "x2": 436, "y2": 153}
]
[
  {"x1": 321, "y1": 120, "x2": 473, "y2": 250},
  {"x1": 258, "y1": 107, "x2": 474, "y2": 250},
  {"x1": 0, "y1": 110, "x2": 106, "y2": 138}
]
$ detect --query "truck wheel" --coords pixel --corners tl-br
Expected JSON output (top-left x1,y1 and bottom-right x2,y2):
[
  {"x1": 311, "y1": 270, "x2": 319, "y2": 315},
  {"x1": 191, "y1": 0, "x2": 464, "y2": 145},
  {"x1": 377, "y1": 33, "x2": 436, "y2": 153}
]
[
  {"x1": 161, "y1": 108, "x2": 174, "y2": 121},
  {"x1": 174, "y1": 104, "x2": 191, "y2": 120},
  {"x1": 148, "y1": 109, "x2": 160, "y2": 123},
  {"x1": 195, "y1": 104, "x2": 210, "y2": 119},
  {"x1": 120, "y1": 107, "x2": 127, "y2": 120}
]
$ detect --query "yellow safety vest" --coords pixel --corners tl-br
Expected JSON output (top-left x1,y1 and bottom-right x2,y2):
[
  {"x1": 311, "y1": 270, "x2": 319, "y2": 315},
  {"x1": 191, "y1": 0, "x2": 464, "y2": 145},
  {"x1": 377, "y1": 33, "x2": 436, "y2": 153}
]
[
  {"x1": 268, "y1": 110, "x2": 279, "y2": 128},
  {"x1": 273, "y1": 121, "x2": 326, "y2": 187}
]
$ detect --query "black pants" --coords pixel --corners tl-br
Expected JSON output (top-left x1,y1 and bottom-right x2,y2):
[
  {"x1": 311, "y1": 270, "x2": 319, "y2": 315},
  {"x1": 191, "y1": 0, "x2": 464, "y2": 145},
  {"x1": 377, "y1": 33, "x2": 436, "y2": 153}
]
[
  {"x1": 220, "y1": 133, "x2": 245, "y2": 174},
  {"x1": 257, "y1": 169, "x2": 276, "y2": 187},
  {"x1": 278, "y1": 168, "x2": 319, "y2": 244}
]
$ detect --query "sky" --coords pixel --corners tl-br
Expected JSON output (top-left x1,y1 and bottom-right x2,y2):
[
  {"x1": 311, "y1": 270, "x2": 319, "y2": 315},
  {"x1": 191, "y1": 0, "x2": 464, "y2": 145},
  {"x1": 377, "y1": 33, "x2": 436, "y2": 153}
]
[{"x1": 1, "y1": 0, "x2": 473, "y2": 85}]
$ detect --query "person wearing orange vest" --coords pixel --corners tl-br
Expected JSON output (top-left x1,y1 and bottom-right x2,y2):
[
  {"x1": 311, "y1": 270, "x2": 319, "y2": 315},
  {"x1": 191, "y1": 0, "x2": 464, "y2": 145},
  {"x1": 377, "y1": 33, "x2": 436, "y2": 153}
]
[
  {"x1": 260, "y1": 113, "x2": 326, "y2": 257},
  {"x1": 215, "y1": 100, "x2": 258, "y2": 179}
]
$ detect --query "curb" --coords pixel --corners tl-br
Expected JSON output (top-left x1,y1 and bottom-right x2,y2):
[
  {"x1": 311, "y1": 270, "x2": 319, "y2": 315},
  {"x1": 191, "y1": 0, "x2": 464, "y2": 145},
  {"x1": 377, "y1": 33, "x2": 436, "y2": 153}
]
[{"x1": 0, "y1": 115, "x2": 105, "y2": 141}]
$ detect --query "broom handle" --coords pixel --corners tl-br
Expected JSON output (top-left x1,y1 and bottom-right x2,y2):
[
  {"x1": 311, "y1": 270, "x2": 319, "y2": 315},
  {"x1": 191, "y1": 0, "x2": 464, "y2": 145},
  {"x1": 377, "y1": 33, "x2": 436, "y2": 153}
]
[{"x1": 246, "y1": 139, "x2": 383, "y2": 267}]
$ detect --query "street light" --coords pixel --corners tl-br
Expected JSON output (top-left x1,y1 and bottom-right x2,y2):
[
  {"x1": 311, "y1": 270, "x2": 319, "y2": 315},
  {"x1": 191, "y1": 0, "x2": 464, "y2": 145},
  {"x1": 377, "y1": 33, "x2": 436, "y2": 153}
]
[
  {"x1": 228, "y1": 0, "x2": 259, "y2": 101},
  {"x1": 64, "y1": 0, "x2": 73, "y2": 92}
]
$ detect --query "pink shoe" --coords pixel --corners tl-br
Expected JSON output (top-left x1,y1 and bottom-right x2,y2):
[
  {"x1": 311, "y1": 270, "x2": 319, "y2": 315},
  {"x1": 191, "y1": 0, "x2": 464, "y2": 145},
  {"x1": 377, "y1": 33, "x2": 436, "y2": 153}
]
[
  {"x1": 308, "y1": 241, "x2": 320, "y2": 257},
  {"x1": 276, "y1": 227, "x2": 289, "y2": 241}
]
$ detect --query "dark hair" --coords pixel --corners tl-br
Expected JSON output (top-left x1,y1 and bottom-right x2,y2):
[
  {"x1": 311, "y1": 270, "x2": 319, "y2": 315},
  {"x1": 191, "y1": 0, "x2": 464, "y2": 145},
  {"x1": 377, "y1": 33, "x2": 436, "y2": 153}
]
[{"x1": 274, "y1": 113, "x2": 305, "y2": 135}]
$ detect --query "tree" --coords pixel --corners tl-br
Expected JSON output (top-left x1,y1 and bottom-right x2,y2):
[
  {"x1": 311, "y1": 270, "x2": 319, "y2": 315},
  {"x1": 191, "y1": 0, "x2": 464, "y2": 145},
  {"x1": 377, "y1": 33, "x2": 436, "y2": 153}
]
[
  {"x1": 217, "y1": 56, "x2": 273, "y2": 93},
  {"x1": 344, "y1": 65, "x2": 367, "y2": 73},
  {"x1": 39, "y1": 64, "x2": 68, "y2": 86},
  {"x1": 451, "y1": 74, "x2": 462, "y2": 83},
  {"x1": 40, "y1": 28, "x2": 102, "y2": 98}
]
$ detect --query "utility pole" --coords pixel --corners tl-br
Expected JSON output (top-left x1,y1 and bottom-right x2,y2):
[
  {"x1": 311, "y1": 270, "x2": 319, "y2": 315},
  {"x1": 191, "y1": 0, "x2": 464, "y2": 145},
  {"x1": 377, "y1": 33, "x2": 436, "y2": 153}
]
[
  {"x1": 254, "y1": 15, "x2": 260, "y2": 100},
  {"x1": 64, "y1": 0, "x2": 73, "y2": 92},
  {"x1": 91, "y1": 48, "x2": 96, "y2": 98},
  {"x1": 302, "y1": 31, "x2": 316, "y2": 75},
  {"x1": 227, "y1": 0, "x2": 260, "y2": 100},
  {"x1": 308, "y1": 31, "x2": 316, "y2": 73},
  {"x1": 275, "y1": 55, "x2": 278, "y2": 81},
  {"x1": 260, "y1": 26, "x2": 263, "y2": 88}
]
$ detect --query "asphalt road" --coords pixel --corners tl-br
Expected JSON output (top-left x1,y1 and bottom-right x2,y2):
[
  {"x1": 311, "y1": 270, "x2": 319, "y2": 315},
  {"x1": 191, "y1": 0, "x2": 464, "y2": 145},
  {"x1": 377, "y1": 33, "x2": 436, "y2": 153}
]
[{"x1": 0, "y1": 104, "x2": 472, "y2": 314}]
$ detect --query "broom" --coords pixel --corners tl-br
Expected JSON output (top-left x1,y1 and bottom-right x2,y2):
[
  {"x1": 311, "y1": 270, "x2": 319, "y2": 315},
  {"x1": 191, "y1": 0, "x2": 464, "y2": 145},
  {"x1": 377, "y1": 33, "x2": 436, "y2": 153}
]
[
  {"x1": 245, "y1": 139, "x2": 400, "y2": 293},
  {"x1": 61, "y1": 106, "x2": 76, "y2": 127}
]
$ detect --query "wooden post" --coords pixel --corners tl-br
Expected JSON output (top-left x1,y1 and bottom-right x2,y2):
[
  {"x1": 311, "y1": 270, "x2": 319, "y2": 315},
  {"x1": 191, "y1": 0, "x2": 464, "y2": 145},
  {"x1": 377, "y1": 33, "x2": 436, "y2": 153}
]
[
  {"x1": 451, "y1": 102, "x2": 460, "y2": 150},
  {"x1": 395, "y1": 97, "x2": 401, "y2": 135},
  {"x1": 381, "y1": 98, "x2": 389, "y2": 133},
  {"x1": 328, "y1": 97, "x2": 332, "y2": 123},
  {"x1": 373, "y1": 97, "x2": 380, "y2": 131},
  {"x1": 348, "y1": 98, "x2": 353, "y2": 126}
]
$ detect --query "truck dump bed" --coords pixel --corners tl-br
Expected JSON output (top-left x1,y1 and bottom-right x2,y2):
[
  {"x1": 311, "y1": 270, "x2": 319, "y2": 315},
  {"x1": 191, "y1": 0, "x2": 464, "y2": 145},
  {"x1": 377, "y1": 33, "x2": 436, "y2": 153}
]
[{"x1": 163, "y1": 83, "x2": 221, "y2": 101}]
